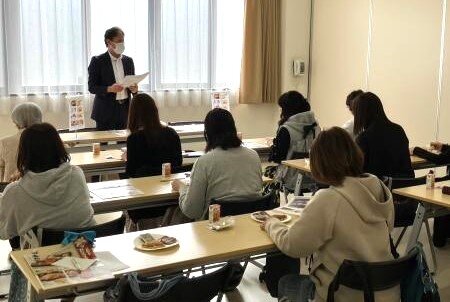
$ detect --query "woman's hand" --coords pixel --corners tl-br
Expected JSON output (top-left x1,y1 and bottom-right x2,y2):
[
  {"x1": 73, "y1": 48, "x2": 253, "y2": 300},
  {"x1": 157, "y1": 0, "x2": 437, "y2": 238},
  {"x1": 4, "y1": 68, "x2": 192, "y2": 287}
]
[
  {"x1": 431, "y1": 141, "x2": 443, "y2": 152},
  {"x1": 171, "y1": 179, "x2": 183, "y2": 192},
  {"x1": 260, "y1": 220, "x2": 268, "y2": 231}
]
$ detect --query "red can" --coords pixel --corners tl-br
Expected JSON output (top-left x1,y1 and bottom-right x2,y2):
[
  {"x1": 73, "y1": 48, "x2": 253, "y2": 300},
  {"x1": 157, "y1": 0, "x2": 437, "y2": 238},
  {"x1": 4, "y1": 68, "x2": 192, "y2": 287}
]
[{"x1": 209, "y1": 204, "x2": 221, "y2": 224}]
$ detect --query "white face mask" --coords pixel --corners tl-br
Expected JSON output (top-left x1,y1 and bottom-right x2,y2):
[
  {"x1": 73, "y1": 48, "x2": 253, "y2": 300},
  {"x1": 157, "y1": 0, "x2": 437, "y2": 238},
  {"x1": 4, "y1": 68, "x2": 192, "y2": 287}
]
[{"x1": 113, "y1": 42, "x2": 125, "y2": 55}]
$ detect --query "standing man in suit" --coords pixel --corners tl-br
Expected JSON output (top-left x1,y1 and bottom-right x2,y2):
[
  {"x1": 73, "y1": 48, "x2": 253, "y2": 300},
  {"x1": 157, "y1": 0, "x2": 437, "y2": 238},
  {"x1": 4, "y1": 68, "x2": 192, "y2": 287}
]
[{"x1": 88, "y1": 27, "x2": 138, "y2": 130}]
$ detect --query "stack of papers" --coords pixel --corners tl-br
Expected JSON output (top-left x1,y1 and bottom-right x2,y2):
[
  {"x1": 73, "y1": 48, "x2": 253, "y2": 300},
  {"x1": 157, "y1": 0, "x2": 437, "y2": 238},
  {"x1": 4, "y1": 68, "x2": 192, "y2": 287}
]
[{"x1": 277, "y1": 196, "x2": 311, "y2": 214}]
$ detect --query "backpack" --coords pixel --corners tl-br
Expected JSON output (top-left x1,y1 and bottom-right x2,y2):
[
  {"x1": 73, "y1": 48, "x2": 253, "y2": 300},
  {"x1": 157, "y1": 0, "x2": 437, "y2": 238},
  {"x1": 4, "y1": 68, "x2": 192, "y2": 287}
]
[{"x1": 401, "y1": 244, "x2": 440, "y2": 302}]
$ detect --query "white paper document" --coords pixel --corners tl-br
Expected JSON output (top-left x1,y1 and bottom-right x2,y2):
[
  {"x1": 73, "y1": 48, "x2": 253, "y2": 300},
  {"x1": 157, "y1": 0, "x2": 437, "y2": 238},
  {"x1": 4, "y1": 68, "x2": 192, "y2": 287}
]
[
  {"x1": 120, "y1": 72, "x2": 149, "y2": 88},
  {"x1": 90, "y1": 185, "x2": 144, "y2": 200},
  {"x1": 52, "y1": 257, "x2": 97, "y2": 271}
]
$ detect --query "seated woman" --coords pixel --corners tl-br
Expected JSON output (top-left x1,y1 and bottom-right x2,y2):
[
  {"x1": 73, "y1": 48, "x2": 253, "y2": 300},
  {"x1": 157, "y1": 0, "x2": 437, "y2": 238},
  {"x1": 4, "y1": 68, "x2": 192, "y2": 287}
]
[
  {"x1": 269, "y1": 91, "x2": 320, "y2": 191},
  {"x1": 0, "y1": 122, "x2": 94, "y2": 240},
  {"x1": 341, "y1": 89, "x2": 364, "y2": 138},
  {"x1": 0, "y1": 123, "x2": 95, "y2": 301},
  {"x1": 262, "y1": 127, "x2": 398, "y2": 302},
  {"x1": 126, "y1": 93, "x2": 182, "y2": 178},
  {"x1": 353, "y1": 92, "x2": 414, "y2": 179},
  {"x1": 0, "y1": 102, "x2": 42, "y2": 182},
  {"x1": 172, "y1": 108, "x2": 262, "y2": 220}
]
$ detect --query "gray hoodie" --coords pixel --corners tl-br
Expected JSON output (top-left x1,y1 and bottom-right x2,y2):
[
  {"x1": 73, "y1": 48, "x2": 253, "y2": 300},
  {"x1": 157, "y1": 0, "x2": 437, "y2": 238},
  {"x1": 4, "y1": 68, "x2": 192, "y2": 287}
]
[
  {"x1": 0, "y1": 163, "x2": 94, "y2": 239},
  {"x1": 266, "y1": 174, "x2": 398, "y2": 302},
  {"x1": 276, "y1": 111, "x2": 320, "y2": 190}
]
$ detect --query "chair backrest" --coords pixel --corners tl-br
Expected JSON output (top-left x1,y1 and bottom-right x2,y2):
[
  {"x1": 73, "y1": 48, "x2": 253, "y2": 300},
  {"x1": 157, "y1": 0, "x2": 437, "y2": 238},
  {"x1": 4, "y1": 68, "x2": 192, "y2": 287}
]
[
  {"x1": 210, "y1": 191, "x2": 277, "y2": 216},
  {"x1": 327, "y1": 247, "x2": 419, "y2": 302},
  {"x1": 57, "y1": 127, "x2": 98, "y2": 133},
  {"x1": 382, "y1": 176, "x2": 426, "y2": 190},
  {"x1": 41, "y1": 212, "x2": 126, "y2": 246},
  {"x1": 167, "y1": 121, "x2": 204, "y2": 126}
]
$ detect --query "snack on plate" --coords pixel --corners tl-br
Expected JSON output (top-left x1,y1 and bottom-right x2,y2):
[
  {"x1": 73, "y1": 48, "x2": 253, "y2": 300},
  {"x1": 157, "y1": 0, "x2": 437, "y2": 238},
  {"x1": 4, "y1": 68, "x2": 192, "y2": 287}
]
[
  {"x1": 271, "y1": 214, "x2": 288, "y2": 221},
  {"x1": 74, "y1": 237, "x2": 96, "y2": 259},
  {"x1": 139, "y1": 234, "x2": 177, "y2": 248},
  {"x1": 253, "y1": 211, "x2": 270, "y2": 221},
  {"x1": 142, "y1": 239, "x2": 165, "y2": 249},
  {"x1": 160, "y1": 236, "x2": 177, "y2": 245},
  {"x1": 252, "y1": 211, "x2": 288, "y2": 222}
]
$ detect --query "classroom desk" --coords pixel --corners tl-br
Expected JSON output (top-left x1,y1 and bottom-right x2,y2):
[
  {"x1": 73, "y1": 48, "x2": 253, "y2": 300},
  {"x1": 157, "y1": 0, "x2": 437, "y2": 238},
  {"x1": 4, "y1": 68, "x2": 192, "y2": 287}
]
[
  {"x1": 393, "y1": 182, "x2": 450, "y2": 252},
  {"x1": 10, "y1": 214, "x2": 278, "y2": 299},
  {"x1": 60, "y1": 124, "x2": 205, "y2": 145},
  {"x1": 70, "y1": 150, "x2": 198, "y2": 177},
  {"x1": 282, "y1": 155, "x2": 435, "y2": 175},
  {"x1": 70, "y1": 149, "x2": 124, "y2": 176},
  {"x1": 69, "y1": 138, "x2": 272, "y2": 177},
  {"x1": 88, "y1": 170, "x2": 273, "y2": 214}
]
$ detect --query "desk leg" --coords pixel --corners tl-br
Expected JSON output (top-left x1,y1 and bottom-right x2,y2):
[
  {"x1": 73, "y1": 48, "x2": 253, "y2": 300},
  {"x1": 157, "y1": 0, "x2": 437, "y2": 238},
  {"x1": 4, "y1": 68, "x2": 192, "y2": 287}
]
[
  {"x1": 406, "y1": 202, "x2": 427, "y2": 253},
  {"x1": 294, "y1": 174, "x2": 303, "y2": 196}
]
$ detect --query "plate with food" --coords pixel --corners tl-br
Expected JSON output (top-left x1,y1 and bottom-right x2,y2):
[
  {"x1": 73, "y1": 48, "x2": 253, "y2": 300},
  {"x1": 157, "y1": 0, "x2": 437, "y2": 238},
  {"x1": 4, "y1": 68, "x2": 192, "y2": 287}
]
[
  {"x1": 134, "y1": 233, "x2": 179, "y2": 251},
  {"x1": 250, "y1": 211, "x2": 291, "y2": 223}
]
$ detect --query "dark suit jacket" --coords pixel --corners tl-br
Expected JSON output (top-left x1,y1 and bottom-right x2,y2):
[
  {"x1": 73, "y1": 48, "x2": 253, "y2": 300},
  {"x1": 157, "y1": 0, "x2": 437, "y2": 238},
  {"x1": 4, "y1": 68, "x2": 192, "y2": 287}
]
[{"x1": 88, "y1": 52, "x2": 135, "y2": 123}]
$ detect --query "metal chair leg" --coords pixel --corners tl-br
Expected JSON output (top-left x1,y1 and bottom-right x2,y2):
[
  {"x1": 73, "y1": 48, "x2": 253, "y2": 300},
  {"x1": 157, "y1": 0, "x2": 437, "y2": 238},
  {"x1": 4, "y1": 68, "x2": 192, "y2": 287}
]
[
  {"x1": 394, "y1": 227, "x2": 408, "y2": 248},
  {"x1": 424, "y1": 219, "x2": 438, "y2": 273}
]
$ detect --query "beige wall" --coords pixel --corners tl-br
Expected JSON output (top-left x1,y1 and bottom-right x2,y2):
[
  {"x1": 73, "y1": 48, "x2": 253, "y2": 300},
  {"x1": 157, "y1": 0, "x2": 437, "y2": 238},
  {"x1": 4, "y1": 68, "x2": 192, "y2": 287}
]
[
  {"x1": 309, "y1": 0, "x2": 446, "y2": 147},
  {"x1": 309, "y1": 0, "x2": 369, "y2": 130},
  {"x1": 280, "y1": 0, "x2": 310, "y2": 95},
  {"x1": 0, "y1": 0, "x2": 311, "y2": 143}
]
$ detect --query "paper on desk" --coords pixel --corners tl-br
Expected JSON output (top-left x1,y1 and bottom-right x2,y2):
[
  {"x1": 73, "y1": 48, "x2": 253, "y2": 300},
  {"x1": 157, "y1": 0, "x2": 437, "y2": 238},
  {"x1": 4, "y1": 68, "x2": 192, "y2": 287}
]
[
  {"x1": 90, "y1": 184, "x2": 144, "y2": 200},
  {"x1": 120, "y1": 72, "x2": 149, "y2": 88},
  {"x1": 52, "y1": 257, "x2": 97, "y2": 271},
  {"x1": 95, "y1": 251, "x2": 129, "y2": 272}
]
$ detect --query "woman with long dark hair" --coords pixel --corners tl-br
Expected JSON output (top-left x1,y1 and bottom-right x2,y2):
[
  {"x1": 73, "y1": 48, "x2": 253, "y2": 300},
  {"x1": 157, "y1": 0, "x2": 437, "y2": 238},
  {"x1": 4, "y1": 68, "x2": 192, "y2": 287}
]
[
  {"x1": 172, "y1": 108, "x2": 262, "y2": 220},
  {"x1": 126, "y1": 93, "x2": 182, "y2": 177},
  {"x1": 353, "y1": 92, "x2": 413, "y2": 178}
]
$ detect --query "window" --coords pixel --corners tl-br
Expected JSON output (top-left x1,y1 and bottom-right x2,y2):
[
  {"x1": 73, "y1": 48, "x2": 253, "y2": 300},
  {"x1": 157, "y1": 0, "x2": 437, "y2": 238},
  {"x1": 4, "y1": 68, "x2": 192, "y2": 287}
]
[{"x1": 1, "y1": 0, "x2": 244, "y2": 96}]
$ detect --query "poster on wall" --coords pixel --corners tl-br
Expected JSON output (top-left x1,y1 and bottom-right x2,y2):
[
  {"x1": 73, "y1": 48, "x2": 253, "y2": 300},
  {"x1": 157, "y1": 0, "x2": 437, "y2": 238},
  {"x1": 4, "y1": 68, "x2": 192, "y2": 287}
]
[
  {"x1": 211, "y1": 91, "x2": 230, "y2": 111},
  {"x1": 68, "y1": 96, "x2": 85, "y2": 131}
]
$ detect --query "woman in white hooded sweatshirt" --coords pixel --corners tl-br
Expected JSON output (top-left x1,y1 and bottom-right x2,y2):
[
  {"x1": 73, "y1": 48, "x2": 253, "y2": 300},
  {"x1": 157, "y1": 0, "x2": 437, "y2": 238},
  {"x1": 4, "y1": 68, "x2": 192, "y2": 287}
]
[
  {"x1": 0, "y1": 123, "x2": 94, "y2": 301},
  {"x1": 0, "y1": 122, "x2": 94, "y2": 240},
  {"x1": 262, "y1": 127, "x2": 398, "y2": 302}
]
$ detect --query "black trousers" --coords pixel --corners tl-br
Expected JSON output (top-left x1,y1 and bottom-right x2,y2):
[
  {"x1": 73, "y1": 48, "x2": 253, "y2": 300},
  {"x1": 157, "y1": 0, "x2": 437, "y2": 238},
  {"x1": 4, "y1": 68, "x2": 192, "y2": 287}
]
[{"x1": 95, "y1": 99, "x2": 130, "y2": 130}]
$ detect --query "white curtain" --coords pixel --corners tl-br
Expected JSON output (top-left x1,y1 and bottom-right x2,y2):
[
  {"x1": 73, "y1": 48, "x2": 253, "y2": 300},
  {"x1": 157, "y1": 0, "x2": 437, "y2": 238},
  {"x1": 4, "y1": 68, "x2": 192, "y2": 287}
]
[{"x1": 0, "y1": 0, "x2": 245, "y2": 114}]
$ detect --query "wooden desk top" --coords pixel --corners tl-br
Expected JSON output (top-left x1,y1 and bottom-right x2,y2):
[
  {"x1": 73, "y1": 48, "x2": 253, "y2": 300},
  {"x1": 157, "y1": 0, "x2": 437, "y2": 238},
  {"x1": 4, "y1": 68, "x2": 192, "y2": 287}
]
[
  {"x1": 70, "y1": 149, "x2": 123, "y2": 171},
  {"x1": 10, "y1": 214, "x2": 277, "y2": 299},
  {"x1": 88, "y1": 169, "x2": 273, "y2": 213},
  {"x1": 242, "y1": 137, "x2": 272, "y2": 152},
  {"x1": 282, "y1": 156, "x2": 430, "y2": 174},
  {"x1": 60, "y1": 125, "x2": 205, "y2": 145},
  {"x1": 88, "y1": 173, "x2": 183, "y2": 213},
  {"x1": 393, "y1": 181, "x2": 450, "y2": 208}
]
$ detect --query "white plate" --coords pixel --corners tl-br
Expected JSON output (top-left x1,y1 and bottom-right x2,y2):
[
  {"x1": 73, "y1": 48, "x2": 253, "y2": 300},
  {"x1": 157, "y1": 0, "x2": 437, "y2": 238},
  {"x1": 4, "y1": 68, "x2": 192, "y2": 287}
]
[
  {"x1": 209, "y1": 216, "x2": 235, "y2": 231},
  {"x1": 134, "y1": 234, "x2": 179, "y2": 251},
  {"x1": 250, "y1": 211, "x2": 291, "y2": 223}
]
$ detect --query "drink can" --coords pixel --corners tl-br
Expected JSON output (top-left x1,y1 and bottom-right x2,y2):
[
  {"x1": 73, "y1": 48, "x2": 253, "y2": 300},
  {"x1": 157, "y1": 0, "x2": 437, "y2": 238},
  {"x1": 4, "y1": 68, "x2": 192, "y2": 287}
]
[
  {"x1": 426, "y1": 172, "x2": 435, "y2": 189},
  {"x1": 209, "y1": 204, "x2": 221, "y2": 224},
  {"x1": 92, "y1": 143, "x2": 100, "y2": 155},
  {"x1": 162, "y1": 163, "x2": 171, "y2": 178}
]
